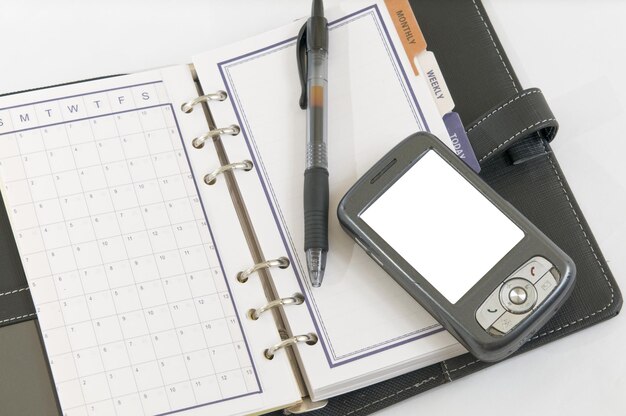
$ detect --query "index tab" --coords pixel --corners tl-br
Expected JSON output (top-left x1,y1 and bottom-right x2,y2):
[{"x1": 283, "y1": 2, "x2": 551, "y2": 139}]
[
  {"x1": 418, "y1": 51, "x2": 454, "y2": 115},
  {"x1": 385, "y1": 0, "x2": 426, "y2": 76}
]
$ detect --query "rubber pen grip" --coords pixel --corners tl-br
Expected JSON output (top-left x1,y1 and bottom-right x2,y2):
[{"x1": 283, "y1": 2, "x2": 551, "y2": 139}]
[{"x1": 304, "y1": 167, "x2": 329, "y2": 251}]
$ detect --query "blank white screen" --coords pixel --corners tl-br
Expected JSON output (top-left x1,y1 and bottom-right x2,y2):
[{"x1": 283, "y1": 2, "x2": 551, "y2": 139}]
[{"x1": 361, "y1": 150, "x2": 524, "y2": 303}]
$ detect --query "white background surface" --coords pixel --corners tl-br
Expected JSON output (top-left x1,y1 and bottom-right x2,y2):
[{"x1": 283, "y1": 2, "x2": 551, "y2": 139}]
[{"x1": 0, "y1": 1, "x2": 624, "y2": 415}]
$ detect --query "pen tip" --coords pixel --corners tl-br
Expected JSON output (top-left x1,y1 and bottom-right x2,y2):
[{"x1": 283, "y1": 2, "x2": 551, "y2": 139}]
[
  {"x1": 310, "y1": 270, "x2": 323, "y2": 288},
  {"x1": 307, "y1": 248, "x2": 327, "y2": 288}
]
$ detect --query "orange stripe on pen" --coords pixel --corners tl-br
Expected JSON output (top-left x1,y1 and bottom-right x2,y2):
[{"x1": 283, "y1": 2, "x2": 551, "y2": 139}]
[{"x1": 310, "y1": 85, "x2": 325, "y2": 107}]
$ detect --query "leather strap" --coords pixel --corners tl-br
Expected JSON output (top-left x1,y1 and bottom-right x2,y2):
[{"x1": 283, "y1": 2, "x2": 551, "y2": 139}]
[
  {"x1": 465, "y1": 88, "x2": 558, "y2": 164},
  {"x1": 507, "y1": 134, "x2": 550, "y2": 165}
]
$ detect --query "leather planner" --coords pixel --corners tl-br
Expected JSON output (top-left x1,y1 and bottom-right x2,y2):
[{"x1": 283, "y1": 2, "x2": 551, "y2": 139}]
[
  {"x1": 0, "y1": 1, "x2": 621, "y2": 415},
  {"x1": 278, "y1": 0, "x2": 623, "y2": 414}
]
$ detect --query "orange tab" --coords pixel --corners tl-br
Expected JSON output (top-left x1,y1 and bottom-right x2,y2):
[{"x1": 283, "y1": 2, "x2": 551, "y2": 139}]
[{"x1": 384, "y1": 0, "x2": 427, "y2": 76}]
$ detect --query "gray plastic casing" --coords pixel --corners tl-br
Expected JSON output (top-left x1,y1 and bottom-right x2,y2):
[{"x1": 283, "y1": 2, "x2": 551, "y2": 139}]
[{"x1": 337, "y1": 132, "x2": 576, "y2": 362}]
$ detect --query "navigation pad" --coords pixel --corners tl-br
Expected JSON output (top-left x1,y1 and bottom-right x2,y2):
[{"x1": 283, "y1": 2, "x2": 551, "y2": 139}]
[{"x1": 475, "y1": 256, "x2": 560, "y2": 335}]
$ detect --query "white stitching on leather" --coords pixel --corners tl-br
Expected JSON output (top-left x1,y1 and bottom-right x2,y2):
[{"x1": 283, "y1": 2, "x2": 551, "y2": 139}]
[
  {"x1": 441, "y1": 359, "x2": 451, "y2": 382},
  {"x1": 338, "y1": 4, "x2": 614, "y2": 411},
  {"x1": 527, "y1": 149, "x2": 615, "y2": 339},
  {"x1": 0, "y1": 288, "x2": 35, "y2": 324},
  {"x1": 0, "y1": 287, "x2": 29, "y2": 297},
  {"x1": 0, "y1": 312, "x2": 37, "y2": 324},
  {"x1": 467, "y1": 90, "x2": 540, "y2": 133},
  {"x1": 339, "y1": 149, "x2": 617, "y2": 415},
  {"x1": 472, "y1": 0, "x2": 519, "y2": 93},
  {"x1": 445, "y1": 147, "x2": 616, "y2": 381},
  {"x1": 478, "y1": 118, "x2": 556, "y2": 162},
  {"x1": 447, "y1": 358, "x2": 480, "y2": 375},
  {"x1": 341, "y1": 376, "x2": 439, "y2": 416}
]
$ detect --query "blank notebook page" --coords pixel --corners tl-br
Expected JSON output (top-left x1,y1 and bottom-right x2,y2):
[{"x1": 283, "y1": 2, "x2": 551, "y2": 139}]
[{"x1": 193, "y1": 0, "x2": 465, "y2": 399}]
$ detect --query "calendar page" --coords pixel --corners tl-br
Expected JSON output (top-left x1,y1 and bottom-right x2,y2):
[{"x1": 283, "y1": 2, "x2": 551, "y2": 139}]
[{"x1": 0, "y1": 66, "x2": 300, "y2": 415}]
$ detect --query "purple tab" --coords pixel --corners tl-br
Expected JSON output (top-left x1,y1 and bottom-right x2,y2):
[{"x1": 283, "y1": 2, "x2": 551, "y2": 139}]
[{"x1": 443, "y1": 111, "x2": 481, "y2": 173}]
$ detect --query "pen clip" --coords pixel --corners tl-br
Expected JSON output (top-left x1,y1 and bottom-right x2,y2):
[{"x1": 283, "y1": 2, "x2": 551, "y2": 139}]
[{"x1": 297, "y1": 22, "x2": 308, "y2": 109}]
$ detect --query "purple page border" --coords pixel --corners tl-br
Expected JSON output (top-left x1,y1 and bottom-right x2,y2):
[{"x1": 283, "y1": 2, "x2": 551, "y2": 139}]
[{"x1": 217, "y1": 6, "x2": 444, "y2": 368}]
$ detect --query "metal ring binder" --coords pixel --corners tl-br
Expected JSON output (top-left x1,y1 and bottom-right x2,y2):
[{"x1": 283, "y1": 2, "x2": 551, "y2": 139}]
[
  {"x1": 264, "y1": 333, "x2": 318, "y2": 360},
  {"x1": 236, "y1": 256, "x2": 290, "y2": 283},
  {"x1": 181, "y1": 90, "x2": 227, "y2": 113},
  {"x1": 204, "y1": 160, "x2": 254, "y2": 185},
  {"x1": 192, "y1": 125, "x2": 241, "y2": 149},
  {"x1": 248, "y1": 293, "x2": 305, "y2": 320},
  {"x1": 181, "y1": 90, "x2": 320, "y2": 373}
]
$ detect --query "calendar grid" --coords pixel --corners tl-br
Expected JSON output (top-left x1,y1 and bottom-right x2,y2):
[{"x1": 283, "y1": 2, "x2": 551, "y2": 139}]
[
  {"x1": 2, "y1": 147, "x2": 197, "y2": 186},
  {"x1": 0, "y1": 103, "x2": 168, "y2": 138},
  {"x1": 1, "y1": 126, "x2": 184, "y2": 156},
  {"x1": 32, "y1": 285, "x2": 231, "y2": 331},
  {"x1": 13, "y1": 118, "x2": 93, "y2": 412},
  {"x1": 152, "y1": 109, "x2": 248, "y2": 378},
  {"x1": 129, "y1": 103, "x2": 206, "y2": 405},
  {"x1": 88, "y1": 102, "x2": 170, "y2": 413},
  {"x1": 14, "y1": 214, "x2": 213, "y2": 256},
  {"x1": 44, "y1": 100, "x2": 114, "y2": 411},
  {"x1": 0, "y1": 82, "x2": 263, "y2": 415},
  {"x1": 58, "y1": 106, "x2": 120, "y2": 410}
]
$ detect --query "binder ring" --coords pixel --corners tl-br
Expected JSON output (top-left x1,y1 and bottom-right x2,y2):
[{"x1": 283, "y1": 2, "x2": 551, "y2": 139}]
[
  {"x1": 192, "y1": 125, "x2": 241, "y2": 149},
  {"x1": 264, "y1": 333, "x2": 318, "y2": 360},
  {"x1": 181, "y1": 90, "x2": 227, "y2": 113},
  {"x1": 236, "y1": 256, "x2": 290, "y2": 283},
  {"x1": 248, "y1": 293, "x2": 305, "y2": 320},
  {"x1": 204, "y1": 160, "x2": 254, "y2": 185}
]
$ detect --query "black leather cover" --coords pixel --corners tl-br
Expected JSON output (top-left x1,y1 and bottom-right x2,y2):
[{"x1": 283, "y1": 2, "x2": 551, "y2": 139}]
[
  {"x1": 0, "y1": 112, "x2": 35, "y2": 326},
  {"x1": 0, "y1": 1, "x2": 621, "y2": 415},
  {"x1": 291, "y1": 0, "x2": 622, "y2": 414}
]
